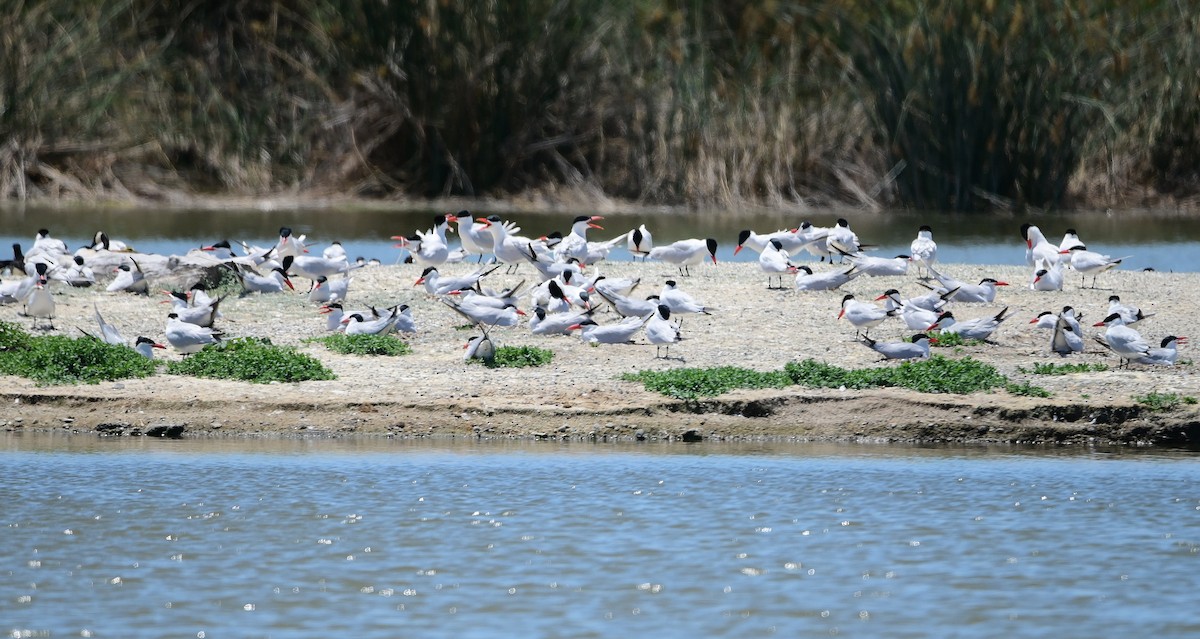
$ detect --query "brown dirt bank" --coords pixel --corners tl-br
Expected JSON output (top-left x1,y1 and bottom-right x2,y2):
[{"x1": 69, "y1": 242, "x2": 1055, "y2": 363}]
[
  {"x1": 3, "y1": 262, "x2": 1200, "y2": 446},
  {"x1": 3, "y1": 385, "x2": 1199, "y2": 446}
]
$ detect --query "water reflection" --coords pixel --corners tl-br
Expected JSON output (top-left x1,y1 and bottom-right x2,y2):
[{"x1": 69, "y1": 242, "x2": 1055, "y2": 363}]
[{"x1": 3, "y1": 203, "x2": 1200, "y2": 270}]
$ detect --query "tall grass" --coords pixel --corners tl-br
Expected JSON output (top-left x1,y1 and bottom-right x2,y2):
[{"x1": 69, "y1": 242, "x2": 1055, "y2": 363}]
[
  {"x1": 0, "y1": 1, "x2": 141, "y2": 199},
  {"x1": 841, "y1": 0, "x2": 1133, "y2": 210},
  {"x1": 4, "y1": 0, "x2": 1200, "y2": 209}
]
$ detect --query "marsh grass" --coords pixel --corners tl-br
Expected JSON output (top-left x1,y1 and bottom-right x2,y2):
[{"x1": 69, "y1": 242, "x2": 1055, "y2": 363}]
[{"x1": 7, "y1": 1, "x2": 1200, "y2": 207}]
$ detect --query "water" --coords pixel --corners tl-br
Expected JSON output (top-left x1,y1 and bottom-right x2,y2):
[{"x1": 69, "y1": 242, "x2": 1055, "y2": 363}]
[
  {"x1": 3, "y1": 204, "x2": 1200, "y2": 271},
  {"x1": 3, "y1": 434, "x2": 1198, "y2": 637}
]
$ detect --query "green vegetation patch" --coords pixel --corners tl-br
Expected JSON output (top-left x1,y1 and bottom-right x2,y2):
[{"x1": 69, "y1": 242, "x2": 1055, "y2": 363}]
[
  {"x1": 1018, "y1": 362, "x2": 1109, "y2": 375},
  {"x1": 0, "y1": 322, "x2": 156, "y2": 384},
  {"x1": 490, "y1": 345, "x2": 555, "y2": 368},
  {"x1": 308, "y1": 333, "x2": 412, "y2": 356},
  {"x1": 621, "y1": 366, "x2": 792, "y2": 400},
  {"x1": 167, "y1": 337, "x2": 335, "y2": 383},
  {"x1": 927, "y1": 332, "x2": 984, "y2": 348},
  {"x1": 1134, "y1": 392, "x2": 1198, "y2": 411},
  {"x1": 626, "y1": 356, "x2": 1018, "y2": 399},
  {"x1": 1005, "y1": 381, "x2": 1052, "y2": 398}
]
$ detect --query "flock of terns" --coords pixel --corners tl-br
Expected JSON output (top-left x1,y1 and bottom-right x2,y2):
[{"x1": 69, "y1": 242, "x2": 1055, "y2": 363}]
[{"x1": 0, "y1": 213, "x2": 1183, "y2": 369}]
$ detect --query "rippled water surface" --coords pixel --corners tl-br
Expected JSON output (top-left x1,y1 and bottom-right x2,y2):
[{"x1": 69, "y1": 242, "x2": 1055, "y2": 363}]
[{"x1": 2, "y1": 434, "x2": 1198, "y2": 638}]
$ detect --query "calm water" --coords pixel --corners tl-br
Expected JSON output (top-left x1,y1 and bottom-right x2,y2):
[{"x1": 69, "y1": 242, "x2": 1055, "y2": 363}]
[
  {"x1": 2, "y1": 434, "x2": 1198, "y2": 638},
  {"x1": 3, "y1": 204, "x2": 1200, "y2": 271}
]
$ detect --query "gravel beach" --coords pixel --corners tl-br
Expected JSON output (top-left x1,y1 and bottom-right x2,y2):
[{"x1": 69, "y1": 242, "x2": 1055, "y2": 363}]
[{"x1": 3, "y1": 255, "x2": 1199, "y2": 445}]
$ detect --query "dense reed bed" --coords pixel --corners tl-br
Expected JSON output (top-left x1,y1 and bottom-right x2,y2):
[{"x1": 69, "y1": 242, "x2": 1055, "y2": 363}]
[{"x1": 2, "y1": 0, "x2": 1197, "y2": 210}]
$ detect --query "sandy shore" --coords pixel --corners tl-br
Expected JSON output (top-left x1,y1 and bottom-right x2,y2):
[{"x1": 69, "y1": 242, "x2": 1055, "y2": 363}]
[{"x1": 3, "y1": 257, "x2": 1199, "y2": 445}]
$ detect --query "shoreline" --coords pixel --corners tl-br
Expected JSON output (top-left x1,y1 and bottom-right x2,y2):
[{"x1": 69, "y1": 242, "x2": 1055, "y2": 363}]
[{"x1": 3, "y1": 261, "x2": 1199, "y2": 446}]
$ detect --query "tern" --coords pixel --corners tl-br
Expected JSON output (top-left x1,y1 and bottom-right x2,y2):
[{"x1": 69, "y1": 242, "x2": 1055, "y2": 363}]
[
  {"x1": 843, "y1": 252, "x2": 911, "y2": 277},
  {"x1": 1065, "y1": 244, "x2": 1128, "y2": 288},
  {"x1": 0, "y1": 243, "x2": 26, "y2": 275},
  {"x1": 659, "y1": 280, "x2": 713, "y2": 316},
  {"x1": 878, "y1": 290, "x2": 942, "y2": 331},
  {"x1": 341, "y1": 308, "x2": 403, "y2": 336},
  {"x1": 1130, "y1": 336, "x2": 1187, "y2": 366},
  {"x1": 228, "y1": 263, "x2": 295, "y2": 295},
  {"x1": 54, "y1": 255, "x2": 96, "y2": 287},
  {"x1": 274, "y1": 226, "x2": 308, "y2": 258},
  {"x1": 823, "y1": 218, "x2": 863, "y2": 260},
  {"x1": 442, "y1": 298, "x2": 525, "y2": 328},
  {"x1": 794, "y1": 265, "x2": 860, "y2": 291},
  {"x1": 759, "y1": 239, "x2": 799, "y2": 289},
  {"x1": 1029, "y1": 311, "x2": 1059, "y2": 331},
  {"x1": 554, "y1": 215, "x2": 605, "y2": 263},
  {"x1": 281, "y1": 254, "x2": 351, "y2": 283},
  {"x1": 922, "y1": 266, "x2": 1007, "y2": 303},
  {"x1": 23, "y1": 264, "x2": 55, "y2": 328},
  {"x1": 569, "y1": 316, "x2": 647, "y2": 345},
  {"x1": 1030, "y1": 259, "x2": 1064, "y2": 292},
  {"x1": 1050, "y1": 307, "x2": 1085, "y2": 355},
  {"x1": 394, "y1": 213, "x2": 458, "y2": 268},
  {"x1": 593, "y1": 288, "x2": 661, "y2": 318},
  {"x1": 107, "y1": 258, "x2": 149, "y2": 295},
  {"x1": 644, "y1": 304, "x2": 683, "y2": 358},
  {"x1": 463, "y1": 333, "x2": 496, "y2": 364},
  {"x1": 529, "y1": 306, "x2": 592, "y2": 336},
  {"x1": 477, "y1": 215, "x2": 542, "y2": 272},
  {"x1": 860, "y1": 333, "x2": 935, "y2": 360},
  {"x1": 163, "y1": 290, "x2": 223, "y2": 328},
  {"x1": 415, "y1": 265, "x2": 500, "y2": 296},
  {"x1": 1020, "y1": 223, "x2": 1065, "y2": 267},
  {"x1": 838, "y1": 293, "x2": 896, "y2": 338},
  {"x1": 647, "y1": 238, "x2": 718, "y2": 276},
  {"x1": 1092, "y1": 313, "x2": 1150, "y2": 367},
  {"x1": 134, "y1": 336, "x2": 167, "y2": 358},
  {"x1": 308, "y1": 275, "x2": 352, "y2": 304},
  {"x1": 454, "y1": 212, "x2": 495, "y2": 262},
  {"x1": 1106, "y1": 295, "x2": 1154, "y2": 325},
  {"x1": 628, "y1": 224, "x2": 653, "y2": 261},
  {"x1": 85, "y1": 231, "x2": 129, "y2": 252},
  {"x1": 909, "y1": 225, "x2": 937, "y2": 278},
  {"x1": 928, "y1": 307, "x2": 1012, "y2": 342},
  {"x1": 165, "y1": 312, "x2": 223, "y2": 354},
  {"x1": 91, "y1": 302, "x2": 127, "y2": 345}
]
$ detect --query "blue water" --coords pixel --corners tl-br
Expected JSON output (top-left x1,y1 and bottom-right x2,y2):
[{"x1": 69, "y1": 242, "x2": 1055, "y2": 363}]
[
  {"x1": 2, "y1": 435, "x2": 1198, "y2": 637},
  {"x1": 3, "y1": 205, "x2": 1200, "y2": 271}
]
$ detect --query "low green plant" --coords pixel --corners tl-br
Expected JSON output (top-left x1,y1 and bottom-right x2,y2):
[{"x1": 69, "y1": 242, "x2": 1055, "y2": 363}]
[
  {"x1": 621, "y1": 366, "x2": 792, "y2": 400},
  {"x1": 489, "y1": 345, "x2": 555, "y2": 368},
  {"x1": 1018, "y1": 362, "x2": 1109, "y2": 375},
  {"x1": 167, "y1": 337, "x2": 335, "y2": 383},
  {"x1": 1005, "y1": 382, "x2": 1052, "y2": 398},
  {"x1": 928, "y1": 332, "x2": 983, "y2": 348},
  {"x1": 782, "y1": 358, "x2": 887, "y2": 390},
  {"x1": 1134, "y1": 392, "x2": 1198, "y2": 411},
  {"x1": 626, "y1": 356, "x2": 1013, "y2": 399},
  {"x1": 785, "y1": 356, "x2": 1008, "y2": 395},
  {"x1": 0, "y1": 324, "x2": 157, "y2": 384},
  {"x1": 308, "y1": 333, "x2": 412, "y2": 356},
  {"x1": 0, "y1": 320, "x2": 32, "y2": 352}
]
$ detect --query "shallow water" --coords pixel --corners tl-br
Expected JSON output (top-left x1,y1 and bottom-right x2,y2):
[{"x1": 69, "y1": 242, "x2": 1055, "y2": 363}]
[
  {"x1": 2, "y1": 204, "x2": 1199, "y2": 271},
  {"x1": 3, "y1": 434, "x2": 1198, "y2": 637}
]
